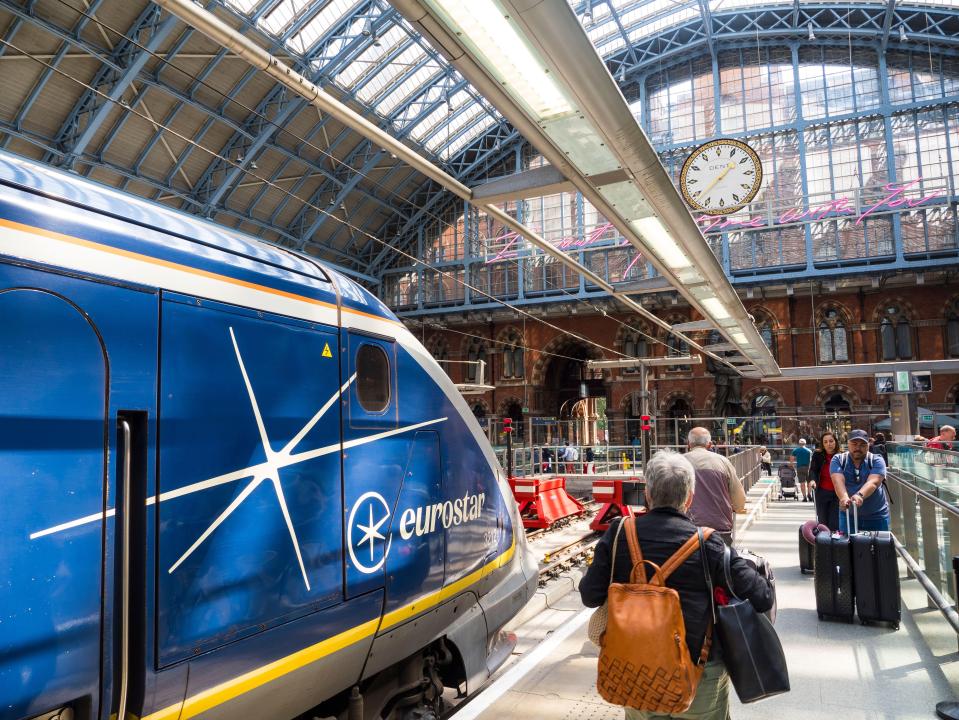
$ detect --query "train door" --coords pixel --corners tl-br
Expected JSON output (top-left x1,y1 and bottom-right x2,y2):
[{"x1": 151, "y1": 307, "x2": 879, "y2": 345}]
[
  {"x1": 342, "y1": 332, "x2": 446, "y2": 607},
  {"x1": 155, "y1": 295, "x2": 344, "y2": 666},
  {"x1": 0, "y1": 265, "x2": 157, "y2": 720}
]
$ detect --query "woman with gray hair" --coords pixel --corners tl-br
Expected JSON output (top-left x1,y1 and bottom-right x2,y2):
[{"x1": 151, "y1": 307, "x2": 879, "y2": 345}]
[{"x1": 581, "y1": 450, "x2": 774, "y2": 720}]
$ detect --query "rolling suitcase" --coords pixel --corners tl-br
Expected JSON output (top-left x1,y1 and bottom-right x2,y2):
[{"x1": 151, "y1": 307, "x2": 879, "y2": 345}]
[
  {"x1": 798, "y1": 522, "x2": 816, "y2": 575},
  {"x1": 851, "y1": 507, "x2": 901, "y2": 629},
  {"x1": 814, "y1": 510, "x2": 854, "y2": 622}
]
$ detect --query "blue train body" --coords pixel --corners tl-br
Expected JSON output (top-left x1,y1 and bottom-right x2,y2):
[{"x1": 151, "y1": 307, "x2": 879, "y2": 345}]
[{"x1": 0, "y1": 151, "x2": 537, "y2": 720}]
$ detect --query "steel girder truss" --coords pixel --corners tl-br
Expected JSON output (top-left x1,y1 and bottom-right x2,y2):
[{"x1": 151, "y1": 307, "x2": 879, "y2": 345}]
[{"x1": 2, "y1": 0, "x2": 959, "y2": 281}]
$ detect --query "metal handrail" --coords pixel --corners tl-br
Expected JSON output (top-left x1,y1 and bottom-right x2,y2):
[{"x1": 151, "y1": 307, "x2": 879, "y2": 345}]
[{"x1": 886, "y1": 442, "x2": 959, "y2": 642}]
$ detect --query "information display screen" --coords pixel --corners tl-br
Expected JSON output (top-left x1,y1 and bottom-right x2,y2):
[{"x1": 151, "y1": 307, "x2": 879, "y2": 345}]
[{"x1": 875, "y1": 373, "x2": 895, "y2": 395}]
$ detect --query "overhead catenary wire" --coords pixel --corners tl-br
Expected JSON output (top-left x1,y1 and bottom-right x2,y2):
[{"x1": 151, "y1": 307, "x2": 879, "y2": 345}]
[
  {"x1": 31, "y1": 0, "x2": 687, "y2": 360},
  {"x1": 139, "y1": 0, "x2": 742, "y2": 372},
  {"x1": 0, "y1": 36, "x2": 649, "y2": 367}
]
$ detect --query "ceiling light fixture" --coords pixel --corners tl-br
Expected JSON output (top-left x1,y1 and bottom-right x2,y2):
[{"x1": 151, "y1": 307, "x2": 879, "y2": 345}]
[
  {"x1": 807, "y1": 23, "x2": 816, "y2": 40},
  {"x1": 899, "y1": 24, "x2": 908, "y2": 42},
  {"x1": 426, "y1": 0, "x2": 573, "y2": 120},
  {"x1": 631, "y1": 217, "x2": 691, "y2": 270}
]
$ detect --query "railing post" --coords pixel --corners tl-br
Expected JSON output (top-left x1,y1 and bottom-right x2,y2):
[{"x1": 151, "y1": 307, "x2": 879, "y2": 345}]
[
  {"x1": 902, "y1": 485, "x2": 920, "y2": 579},
  {"x1": 887, "y1": 477, "x2": 904, "y2": 538},
  {"x1": 920, "y1": 497, "x2": 944, "y2": 607}
]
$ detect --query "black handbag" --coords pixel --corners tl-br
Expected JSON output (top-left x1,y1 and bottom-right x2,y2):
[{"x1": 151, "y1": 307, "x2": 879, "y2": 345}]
[{"x1": 701, "y1": 540, "x2": 790, "y2": 704}]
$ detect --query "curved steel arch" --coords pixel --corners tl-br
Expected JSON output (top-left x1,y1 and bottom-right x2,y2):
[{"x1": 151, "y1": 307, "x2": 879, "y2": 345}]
[
  {"x1": 377, "y1": 2, "x2": 959, "y2": 278},
  {"x1": 598, "y1": 3, "x2": 959, "y2": 79}
]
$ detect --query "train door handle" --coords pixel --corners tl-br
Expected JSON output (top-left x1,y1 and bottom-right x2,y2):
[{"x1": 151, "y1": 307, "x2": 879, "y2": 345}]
[{"x1": 117, "y1": 418, "x2": 132, "y2": 720}]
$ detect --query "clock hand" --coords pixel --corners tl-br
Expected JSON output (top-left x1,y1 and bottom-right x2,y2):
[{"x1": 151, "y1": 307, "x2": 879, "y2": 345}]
[{"x1": 698, "y1": 162, "x2": 735, "y2": 199}]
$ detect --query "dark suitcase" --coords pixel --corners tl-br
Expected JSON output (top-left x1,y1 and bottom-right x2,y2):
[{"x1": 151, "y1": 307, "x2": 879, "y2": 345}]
[
  {"x1": 798, "y1": 525, "x2": 815, "y2": 575},
  {"x1": 814, "y1": 521, "x2": 854, "y2": 623},
  {"x1": 851, "y1": 523, "x2": 901, "y2": 628}
]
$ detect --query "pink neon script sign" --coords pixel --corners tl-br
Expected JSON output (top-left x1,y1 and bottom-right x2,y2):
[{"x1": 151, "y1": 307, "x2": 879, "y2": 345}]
[
  {"x1": 696, "y1": 179, "x2": 946, "y2": 233},
  {"x1": 485, "y1": 222, "x2": 620, "y2": 263}
]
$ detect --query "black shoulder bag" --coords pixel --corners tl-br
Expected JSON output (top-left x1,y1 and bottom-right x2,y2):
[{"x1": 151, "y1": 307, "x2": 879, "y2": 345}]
[{"x1": 701, "y1": 539, "x2": 790, "y2": 704}]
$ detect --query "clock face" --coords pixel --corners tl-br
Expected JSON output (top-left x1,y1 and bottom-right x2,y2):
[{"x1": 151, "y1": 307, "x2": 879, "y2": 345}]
[{"x1": 679, "y1": 139, "x2": 763, "y2": 215}]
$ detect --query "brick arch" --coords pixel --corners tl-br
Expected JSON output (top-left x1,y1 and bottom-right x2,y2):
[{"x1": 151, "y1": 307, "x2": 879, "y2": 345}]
[
  {"x1": 459, "y1": 332, "x2": 489, "y2": 357},
  {"x1": 748, "y1": 304, "x2": 781, "y2": 330},
  {"x1": 814, "y1": 301, "x2": 855, "y2": 326},
  {"x1": 495, "y1": 325, "x2": 525, "y2": 347},
  {"x1": 619, "y1": 391, "x2": 641, "y2": 414},
  {"x1": 614, "y1": 319, "x2": 655, "y2": 353},
  {"x1": 943, "y1": 294, "x2": 959, "y2": 316},
  {"x1": 497, "y1": 395, "x2": 524, "y2": 416},
  {"x1": 657, "y1": 311, "x2": 691, "y2": 340},
  {"x1": 468, "y1": 398, "x2": 492, "y2": 416},
  {"x1": 871, "y1": 295, "x2": 919, "y2": 323},
  {"x1": 945, "y1": 384, "x2": 959, "y2": 405},
  {"x1": 425, "y1": 333, "x2": 450, "y2": 360},
  {"x1": 743, "y1": 385, "x2": 785, "y2": 407},
  {"x1": 814, "y1": 383, "x2": 861, "y2": 408},
  {"x1": 702, "y1": 390, "x2": 716, "y2": 415},
  {"x1": 529, "y1": 335, "x2": 604, "y2": 387},
  {"x1": 659, "y1": 390, "x2": 695, "y2": 414}
]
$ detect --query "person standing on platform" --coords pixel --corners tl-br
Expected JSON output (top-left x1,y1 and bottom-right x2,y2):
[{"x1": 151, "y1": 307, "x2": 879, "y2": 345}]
[
  {"x1": 580, "y1": 450, "x2": 774, "y2": 720},
  {"x1": 831, "y1": 429, "x2": 891, "y2": 532},
  {"x1": 585, "y1": 446, "x2": 595, "y2": 474},
  {"x1": 926, "y1": 425, "x2": 956, "y2": 450},
  {"x1": 759, "y1": 446, "x2": 772, "y2": 475},
  {"x1": 809, "y1": 431, "x2": 840, "y2": 531},
  {"x1": 791, "y1": 438, "x2": 813, "y2": 502},
  {"x1": 542, "y1": 445, "x2": 553, "y2": 474},
  {"x1": 872, "y1": 431, "x2": 889, "y2": 465},
  {"x1": 684, "y1": 427, "x2": 746, "y2": 546}
]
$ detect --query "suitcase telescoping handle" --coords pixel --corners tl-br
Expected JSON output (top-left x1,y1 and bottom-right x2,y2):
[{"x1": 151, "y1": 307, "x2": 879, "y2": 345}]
[{"x1": 844, "y1": 502, "x2": 859, "y2": 535}]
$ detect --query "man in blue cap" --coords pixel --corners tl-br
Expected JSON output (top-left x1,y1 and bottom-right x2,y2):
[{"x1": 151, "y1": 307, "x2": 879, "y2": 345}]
[{"x1": 830, "y1": 428, "x2": 891, "y2": 532}]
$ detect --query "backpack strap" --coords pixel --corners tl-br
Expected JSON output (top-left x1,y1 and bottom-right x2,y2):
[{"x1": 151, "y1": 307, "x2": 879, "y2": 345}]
[
  {"x1": 624, "y1": 517, "x2": 669, "y2": 585},
  {"x1": 623, "y1": 516, "x2": 646, "y2": 583},
  {"x1": 660, "y1": 528, "x2": 715, "y2": 581}
]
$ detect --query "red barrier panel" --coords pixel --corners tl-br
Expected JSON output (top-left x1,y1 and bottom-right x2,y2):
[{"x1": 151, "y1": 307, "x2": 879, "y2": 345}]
[
  {"x1": 590, "y1": 478, "x2": 647, "y2": 532},
  {"x1": 509, "y1": 476, "x2": 585, "y2": 529}
]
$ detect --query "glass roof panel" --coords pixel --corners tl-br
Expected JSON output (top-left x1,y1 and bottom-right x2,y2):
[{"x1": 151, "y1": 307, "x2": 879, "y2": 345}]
[
  {"x1": 335, "y1": 24, "x2": 410, "y2": 88},
  {"x1": 375, "y1": 64, "x2": 445, "y2": 117},
  {"x1": 224, "y1": 0, "x2": 261, "y2": 14},
  {"x1": 409, "y1": 88, "x2": 473, "y2": 141},
  {"x1": 627, "y1": 7, "x2": 699, "y2": 39},
  {"x1": 439, "y1": 115, "x2": 497, "y2": 158},
  {"x1": 259, "y1": 0, "x2": 310, "y2": 36},
  {"x1": 286, "y1": 0, "x2": 359, "y2": 54},
  {"x1": 355, "y1": 42, "x2": 428, "y2": 103},
  {"x1": 424, "y1": 101, "x2": 488, "y2": 150}
]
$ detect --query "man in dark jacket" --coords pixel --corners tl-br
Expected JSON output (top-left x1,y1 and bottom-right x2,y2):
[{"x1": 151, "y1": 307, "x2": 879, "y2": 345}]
[{"x1": 580, "y1": 449, "x2": 774, "y2": 720}]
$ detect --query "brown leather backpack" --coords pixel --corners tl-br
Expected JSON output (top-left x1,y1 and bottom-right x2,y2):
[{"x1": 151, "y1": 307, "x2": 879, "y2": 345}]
[{"x1": 597, "y1": 518, "x2": 714, "y2": 712}]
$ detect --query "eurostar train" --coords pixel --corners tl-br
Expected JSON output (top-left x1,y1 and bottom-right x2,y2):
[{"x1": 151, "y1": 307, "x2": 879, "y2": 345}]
[{"x1": 0, "y1": 150, "x2": 538, "y2": 720}]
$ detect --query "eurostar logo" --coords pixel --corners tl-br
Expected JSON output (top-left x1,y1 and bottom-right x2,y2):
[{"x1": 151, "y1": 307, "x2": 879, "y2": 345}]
[
  {"x1": 348, "y1": 491, "x2": 393, "y2": 574},
  {"x1": 30, "y1": 327, "x2": 448, "y2": 594}
]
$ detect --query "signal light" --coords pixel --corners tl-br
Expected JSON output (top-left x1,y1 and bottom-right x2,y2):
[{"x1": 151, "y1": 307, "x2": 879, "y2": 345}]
[
  {"x1": 641, "y1": 415, "x2": 653, "y2": 431},
  {"x1": 503, "y1": 417, "x2": 513, "y2": 433}
]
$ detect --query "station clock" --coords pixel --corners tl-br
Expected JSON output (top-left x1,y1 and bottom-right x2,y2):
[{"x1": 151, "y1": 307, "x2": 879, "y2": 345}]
[{"x1": 679, "y1": 138, "x2": 763, "y2": 215}]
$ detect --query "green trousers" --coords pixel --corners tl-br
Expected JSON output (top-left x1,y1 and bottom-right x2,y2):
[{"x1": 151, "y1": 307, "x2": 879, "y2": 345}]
[{"x1": 624, "y1": 660, "x2": 730, "y2": 720}]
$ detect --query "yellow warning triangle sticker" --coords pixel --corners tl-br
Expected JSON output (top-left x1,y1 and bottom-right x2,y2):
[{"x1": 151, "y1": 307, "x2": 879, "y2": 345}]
[{"x1": 322, "y1": 343, "x2": 333, "y2": 358}]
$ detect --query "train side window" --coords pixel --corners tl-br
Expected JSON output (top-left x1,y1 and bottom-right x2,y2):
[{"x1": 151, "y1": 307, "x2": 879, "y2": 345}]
[{"x1": 356, "y1": 343, "x2": 391, "y2": 413}]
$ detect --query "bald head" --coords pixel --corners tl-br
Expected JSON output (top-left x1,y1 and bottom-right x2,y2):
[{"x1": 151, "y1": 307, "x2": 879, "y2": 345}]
[{"x1": 687, "y1": 427, "x2": 712, "y2": 449}]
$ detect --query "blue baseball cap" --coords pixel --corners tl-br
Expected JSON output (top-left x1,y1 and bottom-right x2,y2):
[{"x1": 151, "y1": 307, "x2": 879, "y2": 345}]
[{"x1": 848, "y1": 429, "x2": 869, "y2": 443}]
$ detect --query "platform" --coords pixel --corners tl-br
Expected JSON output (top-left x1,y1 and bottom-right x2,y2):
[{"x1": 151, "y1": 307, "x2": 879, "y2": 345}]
[{"x1": 464, "y1": 476, "x2": 959, "y2": 720}]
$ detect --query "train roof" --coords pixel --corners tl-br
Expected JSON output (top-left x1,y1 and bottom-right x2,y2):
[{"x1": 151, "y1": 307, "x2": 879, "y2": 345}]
[{"x1": 0, "y1": 150, "x2": 396, "y2": 324}]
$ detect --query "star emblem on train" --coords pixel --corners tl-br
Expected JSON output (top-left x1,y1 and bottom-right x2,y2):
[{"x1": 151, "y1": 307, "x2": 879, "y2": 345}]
[
  {"x1": 348, "y1": 491, "x2": 392, "y2": 574},
  {"x1": 30, "y1": 327, "x2": 447, "y2": 593}
]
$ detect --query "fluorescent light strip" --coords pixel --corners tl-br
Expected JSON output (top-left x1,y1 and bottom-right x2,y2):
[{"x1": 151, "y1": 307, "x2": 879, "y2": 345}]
[
  {"x1": 700, "y1": 297, "x2": 731, "y2": 321},
  {"x1": 427, "y1": 0, "x2": 573, "y2": 120},
  {"x1": 631, "y1": 217, "x2": 691, "y2": 270}
]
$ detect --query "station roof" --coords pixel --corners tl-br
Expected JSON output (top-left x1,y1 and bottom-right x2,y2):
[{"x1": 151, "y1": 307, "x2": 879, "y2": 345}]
[{"x1": 1, "y1": 0, "x2": 958, "y2": 281}]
